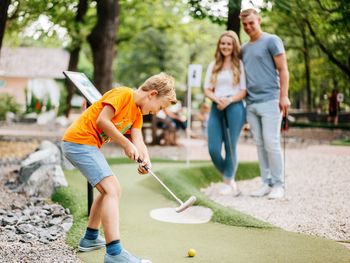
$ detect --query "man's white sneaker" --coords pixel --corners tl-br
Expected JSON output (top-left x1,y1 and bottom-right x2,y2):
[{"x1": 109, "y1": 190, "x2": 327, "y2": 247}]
[
  {"x1": 268, "y1": 186, "x2": 285, "y2": 199},
  {"x1": 219, "y1": 182, "x2": 241, "y2": 197},
  {"x1": 250, "y1": 184, "x2": 271, "y2": 197}
]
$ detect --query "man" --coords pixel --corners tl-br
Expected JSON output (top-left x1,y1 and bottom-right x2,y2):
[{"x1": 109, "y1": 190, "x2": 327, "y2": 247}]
[{"x1": 240, "y1": 8, "x2": 290, "y2": 199}]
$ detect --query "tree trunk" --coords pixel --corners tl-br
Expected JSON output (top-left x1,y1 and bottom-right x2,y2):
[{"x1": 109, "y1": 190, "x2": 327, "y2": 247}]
[
  {"x1": 64, "y1": 0, "x2": 88, "y2": 117},
  {"x1": 64, "y1": 0, "x2": 88, "y2": 118},
  {"x1": 64, "y1": 47, "x2": 81, "y2": 117},
  {"x1": 301, "y1": 24, "x2": 312, "y2": 110},
  {"x1": 0, "y1": 0, "x2": 10, "y2": 54},
  {"x1": 227, "y1": 0, "x2": 241, "y2": 38},
  {"x1": 88, "y1": 0, "x2": 119, "y2": 95}
]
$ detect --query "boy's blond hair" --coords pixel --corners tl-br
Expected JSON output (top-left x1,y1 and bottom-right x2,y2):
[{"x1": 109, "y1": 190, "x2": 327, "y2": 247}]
[
  {"x1": 140, "y1": 72, "x2": 177, "y2": 105},
  {"x1": 239, "y1": 8, "x2": 260, "y2": 19}
]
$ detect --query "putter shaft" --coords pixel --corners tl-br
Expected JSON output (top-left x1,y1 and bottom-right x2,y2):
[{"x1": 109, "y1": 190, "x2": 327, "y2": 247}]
[{"x1": 142, "y1": 164, "x2": 183, "y2": 205}]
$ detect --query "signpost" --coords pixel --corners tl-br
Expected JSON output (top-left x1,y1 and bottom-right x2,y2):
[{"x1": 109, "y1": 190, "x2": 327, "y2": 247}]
[
  {"x1": 63, "y1": 71, "x2": 102, "y2": 215},
  {"x1": 186, "y1": 64, "x2": 202, "y2": 166}
]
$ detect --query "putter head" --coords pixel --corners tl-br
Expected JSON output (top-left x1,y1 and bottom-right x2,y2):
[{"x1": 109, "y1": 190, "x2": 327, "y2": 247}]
[{"x1": 175, "y1": 196, "x2": 197, "y2": 213}]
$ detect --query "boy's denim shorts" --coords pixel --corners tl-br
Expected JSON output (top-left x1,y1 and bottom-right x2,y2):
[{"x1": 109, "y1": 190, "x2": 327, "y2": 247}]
[{"x1": 61, "y1": 141, "x2": 114, "y2": 187}]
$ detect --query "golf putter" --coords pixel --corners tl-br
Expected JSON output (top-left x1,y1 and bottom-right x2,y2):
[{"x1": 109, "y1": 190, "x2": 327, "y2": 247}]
[
  {"x1": 281, "y1": 114, "x2": 289, "y2": 197},
  {"x1": 137, "y1": 159, "x2": 196, "y2": 213}
]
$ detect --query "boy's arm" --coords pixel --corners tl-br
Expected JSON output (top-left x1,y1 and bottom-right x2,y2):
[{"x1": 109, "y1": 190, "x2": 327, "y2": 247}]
[
  {"x1": 131, "y1": 128, "x2": 151, "y2": 174},
  {"x1": 96, "y1": 105, "x2": 139, "y2": 161}
]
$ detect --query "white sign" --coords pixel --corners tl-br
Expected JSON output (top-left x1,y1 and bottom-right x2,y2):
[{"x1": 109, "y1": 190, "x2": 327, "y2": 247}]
[
  {"x1": 337, "y1": 93, "x2": 344, "y2": 102},
  {"x1": 63, "y1": 71, "x2": 102, "y2": 104},
  {"x1": 187, "y1": 64, "x2": 202, "y2": 88}
]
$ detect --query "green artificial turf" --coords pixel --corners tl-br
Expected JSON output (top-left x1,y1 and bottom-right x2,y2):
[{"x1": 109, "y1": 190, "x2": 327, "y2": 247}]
[
  {"x1": 53, "y1": 161, "x2": 266, "y2": 246},
  {"x1": 54, "y1": 162, "x2": 350, "y2": 263},
  {"x1": 155, "y1": 163, "x2": 272, "y2": 228}
]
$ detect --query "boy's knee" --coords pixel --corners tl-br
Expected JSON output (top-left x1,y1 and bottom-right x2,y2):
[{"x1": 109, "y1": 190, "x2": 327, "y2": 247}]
[
  {"x1": 97, "y1": 176, "x2": 122, "y2": 198},
  {"x1": 109, "y1": 183, "x2": 122, "y2": 198}
]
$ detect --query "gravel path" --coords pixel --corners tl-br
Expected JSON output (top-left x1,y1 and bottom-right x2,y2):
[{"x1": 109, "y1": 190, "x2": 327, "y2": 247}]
[
  {"x1": 0, "y1": 162, "x2": 81, "y2": 262},
  {"x1": 201, "y1": 143, "x2": 350, "y2": 242}
]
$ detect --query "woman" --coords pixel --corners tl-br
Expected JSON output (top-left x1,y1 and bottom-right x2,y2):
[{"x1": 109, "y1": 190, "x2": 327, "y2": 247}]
[{"x1": 204, "y1": 31, "x2": 247, "y2": 196}]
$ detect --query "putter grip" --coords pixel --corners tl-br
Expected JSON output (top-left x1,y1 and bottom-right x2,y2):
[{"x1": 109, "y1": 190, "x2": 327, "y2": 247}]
[{"x1": 282, "y1": 116, "x2": 289, "y2": 131}]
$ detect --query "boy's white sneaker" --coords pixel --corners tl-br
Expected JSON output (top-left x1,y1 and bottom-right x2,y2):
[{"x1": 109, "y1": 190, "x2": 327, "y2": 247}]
[
  {"x1": 219, "y1": 182, "x2": 241, "y2": 197},
  {"x1": 268, "y1": 186, "x2": 285, "y2": 199},
  {"x1": 250, "y1": 184, "x2": 271, "y2": 197},
  {"x1": 104, "y1": 250, "x2": 152, "y2": 263}
]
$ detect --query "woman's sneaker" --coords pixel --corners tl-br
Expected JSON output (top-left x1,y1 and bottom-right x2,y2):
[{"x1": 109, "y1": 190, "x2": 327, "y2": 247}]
[
  {"x1": 219, "y1": 181, "x2": 241, "y2": 196},
  {"x1": 104, "y1": 250, "x2": 152, "y2": 263},
  {"x1": 79, "y1": 235, "x2": 106, "y2": 252}
]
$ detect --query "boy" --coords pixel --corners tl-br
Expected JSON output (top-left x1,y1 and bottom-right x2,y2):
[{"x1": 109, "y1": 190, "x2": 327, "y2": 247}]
[{"x1": 62, "y1": 72, "x2": 177, "y2": 263}]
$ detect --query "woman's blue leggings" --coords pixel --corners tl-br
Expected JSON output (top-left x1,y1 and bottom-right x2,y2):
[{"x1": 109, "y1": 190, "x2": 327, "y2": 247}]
[{"x1": 207, "y1": 101, "x2": 246, "y2": 180}]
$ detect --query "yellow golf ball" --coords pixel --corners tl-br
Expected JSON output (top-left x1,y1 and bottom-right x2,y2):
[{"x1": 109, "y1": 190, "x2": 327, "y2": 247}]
[{"x1": 188, "y1": 249, "x2": 196, "y2": 257}]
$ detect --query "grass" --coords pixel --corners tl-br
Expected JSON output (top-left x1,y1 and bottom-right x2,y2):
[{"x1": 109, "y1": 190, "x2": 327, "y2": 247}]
[
  {"x1": 52, "y1": 169, "x2": 90, "y2": 247},
  {"x1": 156, "y1": 163, "x2": 273, "y2": 228},
  {"x1": 290, "y1": 121, "x2": 350, "y2": 130},
  {"x1": 330, "y1": 138, "x2": 350, "y2": 146},
  {"x1": 53, "y1": 159, "x2": 271, "y2": 247}
]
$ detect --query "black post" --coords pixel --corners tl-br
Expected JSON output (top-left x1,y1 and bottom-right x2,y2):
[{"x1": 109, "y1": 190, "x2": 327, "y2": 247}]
[
  {"x1": 87, "y1": 182, "x2": 93, "y2": 215},
  {"x1": 86, "y1": 101, "x2": 94, "y2": 215}
]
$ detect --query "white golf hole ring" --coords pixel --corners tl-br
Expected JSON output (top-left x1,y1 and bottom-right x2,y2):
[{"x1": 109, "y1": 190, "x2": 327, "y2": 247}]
[{"x1": 150, "y1": 206, "x2": 213, "y2": 224}]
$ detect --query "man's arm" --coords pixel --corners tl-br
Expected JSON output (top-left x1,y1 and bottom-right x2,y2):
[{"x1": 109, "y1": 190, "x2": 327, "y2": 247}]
[{"x1": 274, "y1": 53, "x2": 290, "y2": 116}]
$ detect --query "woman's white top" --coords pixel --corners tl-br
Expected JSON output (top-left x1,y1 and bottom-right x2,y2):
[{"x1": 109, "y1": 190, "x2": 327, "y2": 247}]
[{"x1": 204, "y1": 60, "x2": 246, "y2": 98}]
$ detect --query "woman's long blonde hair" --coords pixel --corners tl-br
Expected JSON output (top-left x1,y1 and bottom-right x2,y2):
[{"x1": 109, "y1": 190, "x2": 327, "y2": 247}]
[{"x1": 210, "y1": 31, "x2": 241, "y2": 86}]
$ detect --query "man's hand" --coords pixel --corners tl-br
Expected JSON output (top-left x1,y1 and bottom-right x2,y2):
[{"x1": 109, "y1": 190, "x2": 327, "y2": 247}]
[{"x1": 279, "y1": 96, "x2": 291, "y2": 116}]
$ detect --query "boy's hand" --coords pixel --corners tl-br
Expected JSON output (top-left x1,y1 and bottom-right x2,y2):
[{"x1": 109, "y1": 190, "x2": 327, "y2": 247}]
[
  {"x1": 123, "y1": 142, "x2": 139, "y2": 161},
  {"x1": 137, "y1": 159, "x2": 151, "y2": 175}
]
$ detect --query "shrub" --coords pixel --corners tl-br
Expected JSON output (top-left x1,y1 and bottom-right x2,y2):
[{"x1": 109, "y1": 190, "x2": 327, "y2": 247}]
[{"x1": 0, "y1": 94, "x2": 20, "y2": 120}]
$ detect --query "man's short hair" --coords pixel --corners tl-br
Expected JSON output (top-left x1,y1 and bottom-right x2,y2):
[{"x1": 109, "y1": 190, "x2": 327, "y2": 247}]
[{"x1": 239, "y1": 7, "x2": 260, "y2": 19}]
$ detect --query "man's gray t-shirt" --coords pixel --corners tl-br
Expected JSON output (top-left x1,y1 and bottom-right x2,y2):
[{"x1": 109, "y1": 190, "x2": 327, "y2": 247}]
[{"x1": 241, "y1": 32, "x2": 285, "y2": 104}]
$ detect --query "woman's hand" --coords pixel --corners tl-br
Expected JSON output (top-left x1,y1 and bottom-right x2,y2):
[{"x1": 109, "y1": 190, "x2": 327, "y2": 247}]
[{"x1": 217, "y1": 97, "x2": 231, "y2": 111}]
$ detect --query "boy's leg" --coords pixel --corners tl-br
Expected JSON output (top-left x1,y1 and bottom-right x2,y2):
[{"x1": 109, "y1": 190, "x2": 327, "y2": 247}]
[
  {"x1": 96, "y1": 176, "x2": 152, "y2": 263},
  {"x1": 87, "y1": 193, "x2": 103, "y2": 229},
  {"x1": 95, "y1": 175, "x2": 122, "y2": 242}
]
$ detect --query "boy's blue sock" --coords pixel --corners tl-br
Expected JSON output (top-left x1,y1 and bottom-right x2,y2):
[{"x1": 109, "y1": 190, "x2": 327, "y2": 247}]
[
  {"x1": 106, "y1": 240, "x2": 122, "y2": 256},
  {"x1": 84, "y1": 227, "x2": 99, "y2": 240}
]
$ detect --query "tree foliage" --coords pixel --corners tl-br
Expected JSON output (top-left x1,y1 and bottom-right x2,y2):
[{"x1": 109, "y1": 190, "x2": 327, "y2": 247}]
[
  {"x1": 114, "y1": 0, "x2": 224, "y2": 96},
  {"x1": 186, "y1": 0, "x2": 242, "y2": 35},
  {"x1": 264, "y1": 0, "x2": 350, "y2": 110}
]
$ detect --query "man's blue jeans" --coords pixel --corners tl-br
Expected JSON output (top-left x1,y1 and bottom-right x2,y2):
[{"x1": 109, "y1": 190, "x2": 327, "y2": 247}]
[
  {"x1": 246, "y1": 99, "x2": 283, "y2": 186},
  {"x1": 207, "y1": 101, "x2": 246, "y2": 180}
]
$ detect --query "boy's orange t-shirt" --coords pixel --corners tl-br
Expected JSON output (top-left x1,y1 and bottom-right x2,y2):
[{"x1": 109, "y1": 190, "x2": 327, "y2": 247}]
[{"x1": 63, "y1": 87, "x2": 143, "y2": 148}]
